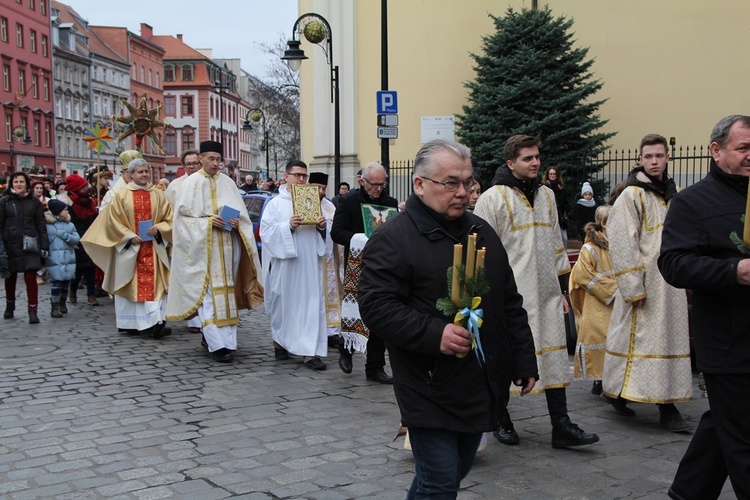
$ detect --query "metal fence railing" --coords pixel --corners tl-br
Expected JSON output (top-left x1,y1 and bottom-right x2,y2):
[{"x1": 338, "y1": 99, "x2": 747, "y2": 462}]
[{"x1": 386, "y1": 145, "x2": 712, "y2": 205}]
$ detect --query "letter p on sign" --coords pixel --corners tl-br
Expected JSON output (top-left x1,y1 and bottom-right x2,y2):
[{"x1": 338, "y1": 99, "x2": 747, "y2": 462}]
[{"x1": 376, "y1": 91, "x2": 398, "y2": 115}]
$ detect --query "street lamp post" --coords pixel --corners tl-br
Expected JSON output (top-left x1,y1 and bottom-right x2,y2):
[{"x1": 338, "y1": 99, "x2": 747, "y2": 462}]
[
  {"x1": 9, "y1": 125, "x2": 32, "y2": 174},
  {"x1": 215, "y1": 79, "x2": 230, "y2": 147},
  {"x1": 241, "y1": 108, "x2": 269, "y2": 179},
  {"x1": 281, "y1": 13, "x2": 341, "y2": 188}
]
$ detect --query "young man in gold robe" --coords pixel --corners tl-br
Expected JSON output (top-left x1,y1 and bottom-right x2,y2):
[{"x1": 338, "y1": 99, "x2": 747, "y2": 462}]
[{"x1": 474, "y1": 134, "x2": 599, "y2": 448}]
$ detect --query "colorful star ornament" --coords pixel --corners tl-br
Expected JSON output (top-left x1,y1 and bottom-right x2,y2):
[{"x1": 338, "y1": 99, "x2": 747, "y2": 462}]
[
  {"x1": 82, "y1": 124, "x2": 114, "y2": 154},
  {"x1": 114, "y1": 94, "x2": 167, "y2": 155}
]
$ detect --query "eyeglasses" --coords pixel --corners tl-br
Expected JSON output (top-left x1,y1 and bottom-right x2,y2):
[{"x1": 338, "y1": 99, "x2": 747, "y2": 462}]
[
  {"x1": 421, "y1": 176, "x2": 476, "y2": 192},
  {"x1": 184, "y1": 162, "x2": 202, "y2": 167},
  {"x1": 286, "y1": 172, "x2": 308, "y2": 180},
  {"x1": 362, "y1": 177, "x2": 387, "y2": 189}
]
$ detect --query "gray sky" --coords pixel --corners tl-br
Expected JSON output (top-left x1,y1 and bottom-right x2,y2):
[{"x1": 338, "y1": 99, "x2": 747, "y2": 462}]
[{"x1": 64, "y1": 0, "x2": 298, "y2": 79}]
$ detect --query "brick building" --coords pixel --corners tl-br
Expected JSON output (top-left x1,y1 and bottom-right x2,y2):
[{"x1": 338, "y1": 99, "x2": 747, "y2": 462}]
[{"x1": 0, "y1": 0, "x2": 55, "y2": 177}]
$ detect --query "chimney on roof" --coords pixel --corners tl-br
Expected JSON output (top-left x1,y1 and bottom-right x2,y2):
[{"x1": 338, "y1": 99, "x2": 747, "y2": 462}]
[
  {"x1": 140, "y1": 23, "x2": 153, "y2": 39},
  {"x1": 176, "y1": 34, "x2": 183, "y2": 41}
]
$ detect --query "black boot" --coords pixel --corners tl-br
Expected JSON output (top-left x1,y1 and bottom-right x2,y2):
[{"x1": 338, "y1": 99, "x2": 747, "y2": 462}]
[
  {"x1": 28, "y1": 305, "x2": 40, "y2": 324},
  {"x1": 50, "y1": 298, "x2": 63, "y2": 318},
  {"x1": 493, "y1": 422, "x2": 520, "y2": 446},
  {"x1": 4, "y1": 300, "x2": 14, "y2": 319},
  {"x1": 337, "y1": 338, "x2": 353, "y2": 374},
  {"x1": 59, "y1": 293, "x2": 68, "y2": 314},
  {"x1": 551, "y1": 417, "x2": 599, "y2": 449}
]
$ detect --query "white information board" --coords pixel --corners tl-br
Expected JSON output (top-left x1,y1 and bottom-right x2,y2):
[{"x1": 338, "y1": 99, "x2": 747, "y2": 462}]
[{"x1": 420, "y1": 116, "x2": 455, "y2": 143}]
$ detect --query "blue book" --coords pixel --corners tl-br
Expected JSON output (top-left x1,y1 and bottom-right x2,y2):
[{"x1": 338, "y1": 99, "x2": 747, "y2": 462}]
[
  {"x1": 219, "y1": 205, "x2": 241, "y2": 231},
  {"x1": 138, "y1": 219, "x2": 154, "y2": 241}
]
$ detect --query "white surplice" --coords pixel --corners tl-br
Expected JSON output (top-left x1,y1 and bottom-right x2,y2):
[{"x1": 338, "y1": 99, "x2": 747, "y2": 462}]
[{"x1": 260, "y1": 185, "x2": 327, "y2": 357}]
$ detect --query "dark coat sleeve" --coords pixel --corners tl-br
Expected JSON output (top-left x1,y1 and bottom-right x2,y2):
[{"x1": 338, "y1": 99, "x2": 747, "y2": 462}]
[
  {"x1": 358, "y1": 227, "x2": 447, "y2": 356},
  {"x1": 330, "y1": 194, "x2": 357, "y2": 248},
  {"x1": 658, "y1": 191, "x2": 740, "y2": 292}
]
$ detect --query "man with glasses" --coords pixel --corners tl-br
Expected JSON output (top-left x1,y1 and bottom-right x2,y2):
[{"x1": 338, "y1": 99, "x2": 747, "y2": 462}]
[
  {"x1": 358, "y1": 139, "x2": 538, "y2": 497},
  {"x1": 475, "y1": 134, "x2": 599, "y2": 449},
  {"x1": 261, "y1": 160, "x2": 329, "y2": 371},
  {"x1": 166, "y1": 141, "x2": 263, "y2": 363},
  {"x1": 163, "y1": 149, "x2": 203, "y2": 335},
  {"x1": 331, "y1": 162, "x2": 398, "y2": 383},
  {"x1": 165, "y1": 149, "x2": 202, "y2": 206}
]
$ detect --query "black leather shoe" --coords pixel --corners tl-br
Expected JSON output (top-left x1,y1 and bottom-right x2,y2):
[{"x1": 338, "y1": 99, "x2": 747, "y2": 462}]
[
  {"x1": 304, "y1": 358, "x2": 326, "y2": 371},
  {"x1": 591, "y1": 381, "x2": 603, "y2": 395},
  {"x1": 603, "y1": 395, "x2": 636, "y2": 417},
  {"x1": 493, "y1": 425, "x2": 520, "y2": 445},
  {"x1": 659, "y1": 412, "x2": 692, "y2": 433},
  {"x1": 338, "y1": 344, "x2": 353, "y2": 374},
  {"x1": 366, "y1": 370, "x2": 393, "y2": 384},
  {"x1": 212, "y1": 348, "x2": 233, "y2": 363},
  {"x1": 275, "y1": 347, "x2": 289, "y2": 360},
  {"x1": 551, "y1": 419, "x2": 599, "y2": 448}
]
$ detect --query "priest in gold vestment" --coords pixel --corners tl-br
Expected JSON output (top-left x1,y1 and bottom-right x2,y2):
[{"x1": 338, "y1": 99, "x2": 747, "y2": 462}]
[
  {"x1": 166, "y1": 141, "x2": 263, "y2": 363},
  {"x1": 81, "y1": 158, "x2": 173, "y2": 337}
]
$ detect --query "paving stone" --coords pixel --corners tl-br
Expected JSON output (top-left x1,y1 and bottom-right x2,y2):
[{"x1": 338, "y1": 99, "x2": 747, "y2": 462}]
[{"x1": 0, "y1": 285, "x2": 733, "y2": 498}]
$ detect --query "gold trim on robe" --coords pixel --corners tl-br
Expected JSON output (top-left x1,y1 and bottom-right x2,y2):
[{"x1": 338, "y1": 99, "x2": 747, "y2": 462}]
[
  {"x1": 166, "y1": 169, "x2": 263, "y2": 325},
  {"x1": 81, "y1": 183, "x2": 172, "y2": 302}
]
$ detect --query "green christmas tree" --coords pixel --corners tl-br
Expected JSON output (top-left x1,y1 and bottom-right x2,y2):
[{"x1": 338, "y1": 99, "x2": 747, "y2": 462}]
[{"x1": 457, "y1": 7, "x2": 615, "y2": 196}]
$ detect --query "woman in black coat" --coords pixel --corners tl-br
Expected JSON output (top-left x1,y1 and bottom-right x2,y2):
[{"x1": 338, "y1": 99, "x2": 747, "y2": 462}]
[{"x1": 0, "y1": 172, "x2": 50, "y2": 323}]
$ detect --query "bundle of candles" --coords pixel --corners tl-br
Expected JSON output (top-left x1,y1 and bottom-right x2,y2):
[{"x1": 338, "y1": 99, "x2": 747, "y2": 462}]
[{"x1": 451, "y1": 233, "x2": 486, "y2": 306}]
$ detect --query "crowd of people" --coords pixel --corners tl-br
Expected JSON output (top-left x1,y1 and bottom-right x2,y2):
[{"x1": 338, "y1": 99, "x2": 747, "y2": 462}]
[{"x1": 0, "y1": 115, "x2": 748, "y2": 499}]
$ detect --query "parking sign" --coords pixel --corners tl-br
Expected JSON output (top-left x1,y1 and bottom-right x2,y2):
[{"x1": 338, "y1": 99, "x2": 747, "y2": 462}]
[{"x1": 376, "y1": 91, "x2": 398, "y2": 114}]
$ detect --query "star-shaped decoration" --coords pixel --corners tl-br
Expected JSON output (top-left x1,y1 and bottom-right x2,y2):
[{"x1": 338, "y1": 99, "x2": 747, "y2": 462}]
[
  {"x1": 115, "y1": 94, "x2": 168, "y2": 155},
  {"x1": 82, "y1": 124, "x2": 114, "y2": 154}
]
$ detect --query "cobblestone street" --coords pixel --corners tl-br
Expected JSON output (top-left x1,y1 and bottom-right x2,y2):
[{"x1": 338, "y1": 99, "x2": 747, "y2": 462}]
[{"x1": 0, "y1": 283, "x2": 734, "y2": 499}]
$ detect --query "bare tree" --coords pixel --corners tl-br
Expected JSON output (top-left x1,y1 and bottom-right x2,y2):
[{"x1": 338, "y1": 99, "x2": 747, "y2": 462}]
[{"x1": 253, "y1": 35, "x2": 301, "y2": 175}]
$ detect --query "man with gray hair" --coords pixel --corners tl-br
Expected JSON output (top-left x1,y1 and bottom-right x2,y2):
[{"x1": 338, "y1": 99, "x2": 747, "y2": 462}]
[
  {"x1": 240, "y1": 174, "x2": 257, "y2": 193},
  {"x1": 358, "y1": 139, "x2": 537, "y2": 497},
  {"x1": 660, "y1": 115, "x2": 750, "y2": 500},
  {"x1": 331, "y1": 161, "x2": 398, "y2": 383},
  {"x1": 81, "y1": 158, "x2": 173, "y2": 338}
]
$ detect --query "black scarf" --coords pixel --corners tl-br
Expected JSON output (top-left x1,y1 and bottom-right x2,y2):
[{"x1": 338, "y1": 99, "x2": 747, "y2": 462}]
[
  {"x1": 626, "y1": 165, "x2": 677, "y2": 202},
  {"x1": 492, "y1": 165, "x2": 542, "y2": 207}
]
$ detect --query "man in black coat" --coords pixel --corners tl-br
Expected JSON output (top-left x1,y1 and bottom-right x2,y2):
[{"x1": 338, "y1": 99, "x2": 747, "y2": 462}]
[
  {"x1": 659, "y1": 115, "x2": 750, "y2": 500},
  {"x1": 331, "y1": 162, "x2": 398, "y2": 383},
  {"x1": 358, "y1": 140, "x2": 538, "y2": 497}
]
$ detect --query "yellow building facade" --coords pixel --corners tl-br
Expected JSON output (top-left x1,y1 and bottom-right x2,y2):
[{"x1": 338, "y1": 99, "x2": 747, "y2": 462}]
[{"x1": 296, "y1": 0, "x2": 749, "y2": 191}]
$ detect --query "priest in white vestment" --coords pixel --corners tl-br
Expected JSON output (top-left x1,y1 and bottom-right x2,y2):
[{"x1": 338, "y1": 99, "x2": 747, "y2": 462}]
[
  {"x1": 81, "y1": 158, "x2": 172, "y2": 337},
  {"x1": 166, "y1": 141, "x2": 264, "y2": 363},
  {"x1": 474, "y1": 134, "x2": 598, "y2": 449},
  {"x1": 260, "y1": 160, "x2": 329, "y2": 371},
  {"x1": 164, "y1": 148, "x2": 203, "y2": 334}
]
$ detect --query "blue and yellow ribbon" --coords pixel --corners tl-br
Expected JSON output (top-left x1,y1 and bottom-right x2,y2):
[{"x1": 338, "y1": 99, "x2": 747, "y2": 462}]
[{"x1": 454, "y1": 296, "x2": 486, "y2": 365}]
